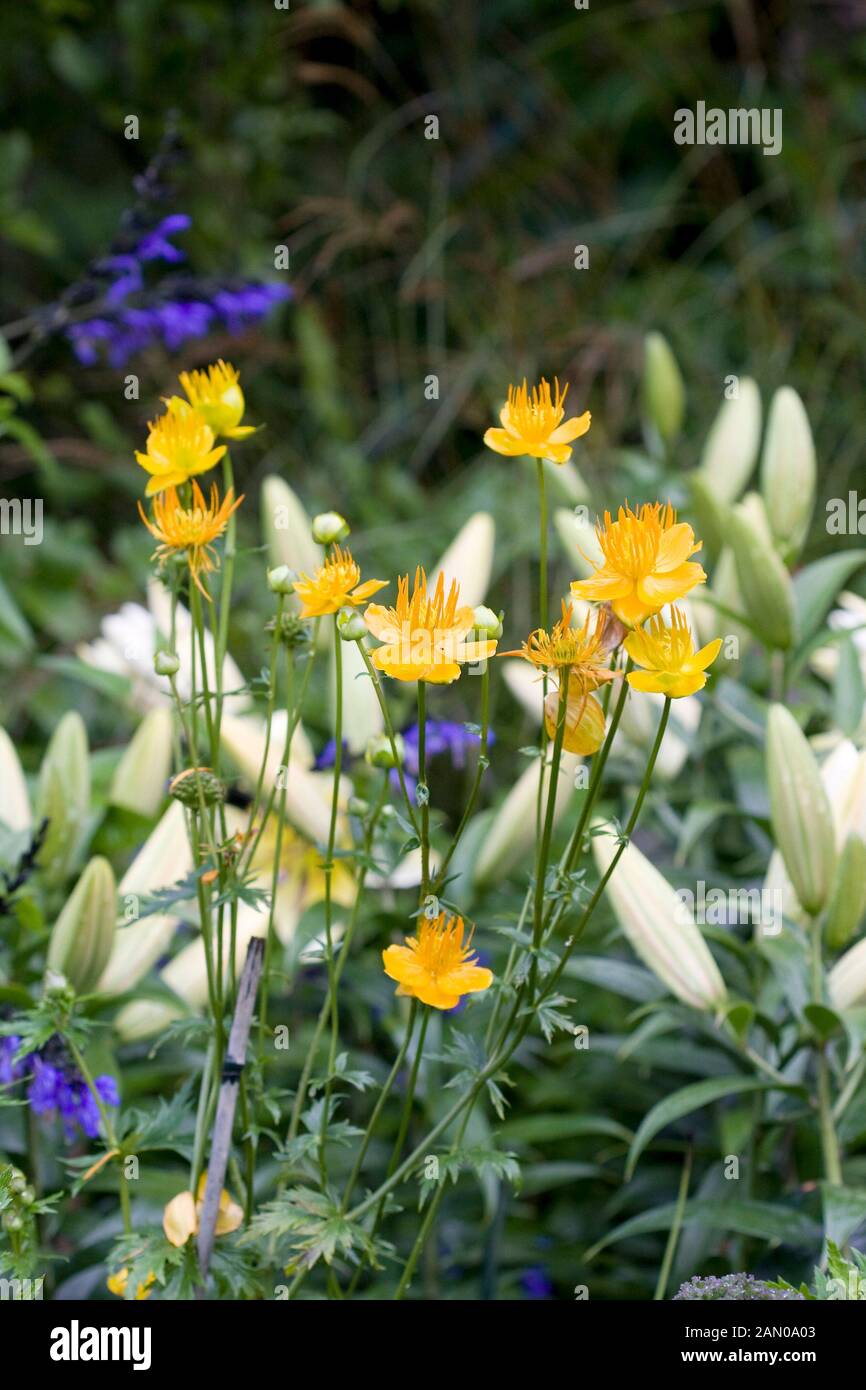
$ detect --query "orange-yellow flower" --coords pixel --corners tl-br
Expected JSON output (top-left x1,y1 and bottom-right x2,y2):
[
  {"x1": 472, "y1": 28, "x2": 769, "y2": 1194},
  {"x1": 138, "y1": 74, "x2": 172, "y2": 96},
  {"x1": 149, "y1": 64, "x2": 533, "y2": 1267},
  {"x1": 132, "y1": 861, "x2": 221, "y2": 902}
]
[
  {"x1": 571, "y1": 502, "x2": 706, "y2": 626},
  {"x1": 178, "y1": 359, "x2": 257, "y2": 440},
  {"x1": 135, "y1": 397, "x2": 226, "y2": 496},
  {"x1": 106, "y1": 1267, "x2": 155, "y2": 1300},
  {"x1": 484, "y1": 377, "x2": 591, "y2": 464},
  {"x1": 505, "y1": 601, "x2": 618, "y2": 688},
  {"x1": 163, "y1": 1173, "x2": 243, "y2": 1248},
  {"x1": 138, "y1": 482, "x2": 243, "y2": 597},
  {"x1": 364, "y1": 568, "x2": 497, "y2": 683},
  {"x1": 293, "y1": 545, "x2": 386, "y2": 618},
  {"x1": 382, "y1": 912, "x2": 493, "y2": 1010},
  {"x1": 625, "y1": 606, "x2": 722, "y2": 698}
]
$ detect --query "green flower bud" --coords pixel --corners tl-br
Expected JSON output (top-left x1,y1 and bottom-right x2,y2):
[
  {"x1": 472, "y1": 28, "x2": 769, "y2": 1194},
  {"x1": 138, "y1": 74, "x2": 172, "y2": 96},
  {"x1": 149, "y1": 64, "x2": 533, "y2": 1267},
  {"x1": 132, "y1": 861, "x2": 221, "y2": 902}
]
[
  {"x1": 266, "y1": 610, "x2": 312, "y2": 649},
  {"x1": 766, "y1": 704, "x2": 836, "y2": 917},
  {"x1": 642, "y1": 332, "x2": 685, "y2": 445},
  {"x1": 347, "y1": 796, "x2": 370, "y2": 817},
  {"x1": 698, "y1": 378, "x2": 762, "y2": 504},
  {"x1": 728, "y1": 494, "x2": 795, "y2": 650},
  {"x1": 312, "y1": 511, "x2": 350, "y2": 545},
  {"x1": 36, "y1": 711, "x2": 90, "y2": 884},
  {"x1": 825, "y1": 833, "x2": 866, "y2": 953},
  {"x1": 760, "y1": 386, "x2": 816, "y2": 564},
  {"x1": 473, "y1": 605, "x2": 503, "y2": 639},
  {"x1": 267, "y1": 564, "x2": 296, "y2": 595},
  {"x1": 47, "y1": 855, "x2": 117, "y2": 994},
  {"x1": 365, "y1": 733, "x2": 404, "y2": 770},
  {"x1": 169, "y1": 768, "x2": 226, "y2": 809},
  {"x1": 336, "y1": 608, "x2": 368, "y2": 642},
  {"x1": 109, "y1": 707, "x2": 172, "y2": 818},
  {"x1": 153, "y1": 650, "x2": 180, "y2": 677}
]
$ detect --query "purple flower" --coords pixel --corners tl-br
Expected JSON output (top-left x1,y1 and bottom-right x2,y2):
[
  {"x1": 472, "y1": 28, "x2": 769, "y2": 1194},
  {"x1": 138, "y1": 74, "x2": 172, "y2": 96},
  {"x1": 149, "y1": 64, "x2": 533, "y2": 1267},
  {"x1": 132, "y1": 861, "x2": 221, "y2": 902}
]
[
  {"x1": 520, "y1": 1265, "x2": 555, "y2": 1299},
  {"x1": 394, "y1": 719, "x2": 494, "y2": 802},
  {"x1": 0, "y1": 1036, "x2": 26, "y2": 1086},
  {"x1": 3, "y1": 1043, "x2": 119, "y2": 1143},
  {"x1": 135, "y1": 213, "x2": 192, "y2": 263}
]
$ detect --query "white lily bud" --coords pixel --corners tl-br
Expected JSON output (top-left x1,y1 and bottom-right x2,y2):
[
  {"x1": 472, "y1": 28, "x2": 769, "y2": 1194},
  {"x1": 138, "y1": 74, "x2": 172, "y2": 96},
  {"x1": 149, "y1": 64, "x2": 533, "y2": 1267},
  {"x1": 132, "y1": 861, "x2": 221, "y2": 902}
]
[
  {"x1": 474, "y1": 752, "x2": 578, "y2": 887},
  {"x1": 729, "y1": 493, "x2": 795, "y2": 650},
  {"x1": 593, "y1": 825, "x2": 727, "y2": 1012},
  {"x1": 698, "y1": 377, "x2": 762, "y2": 504},
  {"x1": 760, "y1": 387, "x2": 815, "y2": 564},
  {"x1": 430, "y1": 512, "x2": 495, "y2": 609},
  {"x1": 260, "y1": 475, "x2": 320, "y2": 578},
  {"x1": 825, "y1": 834, "x2": 866, "y2": 953},
  {"x1": 829, "y1": 936, "x2": 866, "y2": 1012},
  {"x1": 0, "y1": 725, "x2": 31, "y2": 832},
  {"x1": 554, "y1": 508, "x2": 604, "y2": 579},
  {"x1": 766, "y1": 704, "x2": 836, "y2": 916},
  {"x1": 109, "y1": 708, "x2": 172, "y2": 818},
  {"x1": 332, "y1": 629, "x2": 383, "y2": 753},
  {"x1": 35, "y1": 711, "x2": 90, "y2": 884},
  {"x1": 642, "y1": 332, "x2": 685, "y2": 445},
  {"x1": 47, "y1": 856, "x2": 117, "y2": 994}
]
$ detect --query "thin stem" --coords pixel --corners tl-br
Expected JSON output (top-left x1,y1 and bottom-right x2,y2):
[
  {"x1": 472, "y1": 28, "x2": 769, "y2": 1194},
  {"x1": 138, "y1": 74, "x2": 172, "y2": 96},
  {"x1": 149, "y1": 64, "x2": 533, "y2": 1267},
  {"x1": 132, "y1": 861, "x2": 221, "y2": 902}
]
[
  {"x1": 432, "y1": 662, "x2": 490, "y2": 893},
  {"x1": 358, "y1": 643, "x2": 420, "y2": 836},
  {"x1": 318, "y1": 616, "x2": 344, "y2": 1184},
  {"x1": 340, "y1": 1003, "x2": 419, "y2": 1214},
  {"x1": 653, "y1": 1146, "x2": 692, "y2": 1300},
  {"x1": 417, "y1": 681, "x2": 430, "y2": 897},
  {"x1": 810, "y1": 917, "x2": 843, "y2": 1186}
]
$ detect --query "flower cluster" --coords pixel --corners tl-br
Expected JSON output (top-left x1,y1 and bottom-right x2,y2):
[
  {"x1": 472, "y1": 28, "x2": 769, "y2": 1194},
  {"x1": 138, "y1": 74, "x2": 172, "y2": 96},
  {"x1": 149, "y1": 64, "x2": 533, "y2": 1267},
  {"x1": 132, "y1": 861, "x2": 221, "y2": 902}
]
[
  {"x1": 0, "y1": 1036, "x2": 119, "y2": 1142},
  {"x1": 673, "y1": 1273, "x2": 805, "y2": 1301}
]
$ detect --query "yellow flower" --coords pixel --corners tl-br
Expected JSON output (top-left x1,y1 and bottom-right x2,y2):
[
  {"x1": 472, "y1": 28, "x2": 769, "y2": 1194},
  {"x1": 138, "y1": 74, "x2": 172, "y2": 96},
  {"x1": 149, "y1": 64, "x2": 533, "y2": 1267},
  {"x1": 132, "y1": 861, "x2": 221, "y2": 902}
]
[
  {"x1": 504, "y1": 601, "x2": 618, "y2": 688},
  {"x1": 484, "y1": 377, "x2": 591, "y2": 463},
  {"x1": 138, "y1": 482, "x2": 243, "y2": 597},
  {"x1": 382, "y1": 911, "x2": 493, "y2": 1010},
  {"x1": 106, "y1": 1267, "x2": 155, "y2": 1300},
  {"x1": 545, "y1": 677, "x2": 608, "y2": 755},
  {"x1": 135, "y1": 397, "x2": 226, "y2": 496},
  {"x1": 571, "y1": 502, "x2": 706, "y2": 626},
  {"x1": 364, "y1": 568, "x2": 497, "y2": 683},
  {"x1": 625, "y1": 606, "x2": 722, "y2": 698},
  {"x1": 178, "y1": 359, "x2": 257, "y2": 440},
  {"x1": 251, "y1": 819, "x2": 355, "y2": 921},
  {"x1": 293, "y1": 545, "x2": 387, "y2": 618},
  {"x1": 163, "y1": 1172, "x2": 243, "y2": 1248}
]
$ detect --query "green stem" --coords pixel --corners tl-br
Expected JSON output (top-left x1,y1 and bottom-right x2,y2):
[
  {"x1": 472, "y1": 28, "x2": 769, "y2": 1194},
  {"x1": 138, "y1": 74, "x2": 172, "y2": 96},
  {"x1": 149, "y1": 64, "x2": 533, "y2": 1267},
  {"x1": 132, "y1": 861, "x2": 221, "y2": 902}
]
[
  {"x1": 340, "y1": 1002, "x2": 420, "y2": 1214},
  {"x1": 68, "y1": 1039, "x2": 130, "y2": 1235},
  {"x1": 810, "y1": 918, "x2": 843, "y2": 1186},
  {"x1": 318, "y1": 616, "x2": 344, "y2": 1184},
  {"x1": 358, "y1": 643, "x2": 420, "y2": 835},
  {"x1": 529, "y1": 676, "x2": 568, "y2": 997},
  {"x1": 653, "y1": 1145, "x2": 692, "y2": 1300},
  {"x1": 417, "y1": 681, "x2": 430, "y2": 898},
  {"x1": 432, "y1": 662, "x2": 490, "y2": 893}
]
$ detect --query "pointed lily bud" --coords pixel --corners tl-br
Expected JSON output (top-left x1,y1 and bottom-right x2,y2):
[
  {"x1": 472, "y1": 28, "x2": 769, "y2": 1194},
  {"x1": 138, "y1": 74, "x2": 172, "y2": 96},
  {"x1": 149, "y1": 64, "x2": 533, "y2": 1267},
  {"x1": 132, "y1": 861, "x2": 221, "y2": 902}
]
[
  {"x1": 728, "y1": 494, "x2": 795, "y2": 650},
  {"x1": 643, "y1": 332, "x2": 685, "y2": 445},
  {"x1": 109, "y1": 708, "x2": 172, "y2": 818},
  {"x1": 593, "y1": 825, "x2": 727, "y2": 1012},
  {"x1": 47, "y1": 856, "x2": 117, "y2": 993},
  {"x1": 829, "y1": 936, "x2": 866, "y2": 1011},
  {"x1": 766, "y1": 704, "x2": 836, "y2": 916},
  {"x1": 430, "y1": 512, "x2": 495, "y2": 609},
  {"x1": 698, "y1": 378, "x2": 762, "y2": 504},
  {"x1": 0, "y1": 725, "x2": 31, "y2": 832},
  {"x1": 474, "y1": 752, "x2": 578, "y2": 887},
  {"x1": 36, "y1": 712, "x2": 90, "y2": 883},
  {"x1": 261, "y1": 476, "x2": 320, "y2": 578},
  {"x1": 825, "y1": 834, "x2": 866, "y2": 953},
  {"x1": 760, "y1": 387, "x2": 816, "y2": 564}
]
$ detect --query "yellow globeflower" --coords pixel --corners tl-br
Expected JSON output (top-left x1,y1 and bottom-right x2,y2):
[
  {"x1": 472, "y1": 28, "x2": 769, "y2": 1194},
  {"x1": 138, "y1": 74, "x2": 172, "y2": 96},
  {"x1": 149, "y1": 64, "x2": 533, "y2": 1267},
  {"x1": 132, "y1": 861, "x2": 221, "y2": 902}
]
[
  {"x1": 107, "y1": 1267, "x2": 155, "y2": 1300},
  {"x1": 364, "y1": 568, "x2": 497, "y2": 683},
  {"x1": 625, "y1": 606, "x2": 722, "y2": 698},
  {"x1": 505, "y1": 602, "x2": 619, "y2": 755},
  {"x1": 293, "y1": 545, "x2": 386, "y2": 618},
  {"x1": 484, "y1": 377, "x2": 591, "y2": 464},
  {"x1": 178, "y1": 359, "x2": 257, "y2": 440},
  {"x1": 138, "y1": 482, "x2": 243, "y2": 597},
  {"x1": 571, "y1": 502, "x2": 706, "y2": 626},
  {"x1": 382, "y1": 912, "x2": 493, "y2": 1010},
  {"x1": 163, "y1": 1173, "x2": 243, "y2": 1248},
  {"x1": 135, "y1": 397, "x2": 226, "y2": 496}
]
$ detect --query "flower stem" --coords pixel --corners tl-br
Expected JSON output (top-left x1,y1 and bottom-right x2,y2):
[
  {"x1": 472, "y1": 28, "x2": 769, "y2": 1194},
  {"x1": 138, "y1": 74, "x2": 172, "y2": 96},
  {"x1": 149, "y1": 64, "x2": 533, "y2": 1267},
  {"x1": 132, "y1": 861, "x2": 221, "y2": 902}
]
[
  {"x1": 432, "y1": 662, "x2": 490, "y2": 893},
  {"x1": 318, "y1": 615, "x2": 344, "y2": 1184},
  {"x1": 417, "y1": 681, "x2": 430, "y2": 897}
]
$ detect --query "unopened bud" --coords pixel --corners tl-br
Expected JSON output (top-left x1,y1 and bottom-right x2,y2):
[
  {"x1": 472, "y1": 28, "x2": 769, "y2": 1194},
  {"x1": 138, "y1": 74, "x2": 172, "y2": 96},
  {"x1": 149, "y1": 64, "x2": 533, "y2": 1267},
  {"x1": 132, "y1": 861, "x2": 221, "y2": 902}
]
[
  {"x1": 365, "y1": 733, "x2": 404, "y2": 770},
  {"x1": 766, "y1": 704, "x2": 836, "y2": 916},
  {"x1": 169, "y1": 768, "x2": 226, "y2": 809},
  {"x1": 643, "y1": 332, "x2": 685, "y2": 445},
  {"x1": 348, "y1": 796, "x2": 370, "y2": 817},
  {"x1": 154, "y1": 650, "x2": 180, "y2": 677},
  {"x1": 47, "y1": 855, "x2": 117, "y2": 994},
  {"x1": 473, "y1": 605, "x2": 503, "y2": 639},
  {"x1": 337, "y1": 608, "x2": 368, "y2": 642},
  {"x1": 36, "y1": 712, "x2": 90, "y2": 884},
  {"x1": 312, "y1": 511, "x2": 349, "y2": 545},
  {"x1": 267, "y1": 565, "x2": 295, "y2": 595}
]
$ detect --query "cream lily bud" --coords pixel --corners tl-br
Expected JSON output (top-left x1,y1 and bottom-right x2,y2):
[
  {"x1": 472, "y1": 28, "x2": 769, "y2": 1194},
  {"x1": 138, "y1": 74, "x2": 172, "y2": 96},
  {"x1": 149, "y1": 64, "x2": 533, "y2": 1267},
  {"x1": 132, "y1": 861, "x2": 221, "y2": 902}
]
[
  {"x1": 312, "y1": 511, "x2": 350, "y2": 545},
  {"x1": 760, "y1": 387, "x2": 816, "y2": 564},
  {"x1": 825, "y1": 834, "x2": 866, "y2": 953},
  {"x1": 474, "y1": 752, "x2": 578, "y2": 887},
  {"x1": 36, "y1": 711, "x2": 90, "y2": 883},
  {"x1": 691, "y1": 547, "x2": 751, "y2": 665},
  {"x1": 430, "y1": 512, "x2": 495, "y2": 609},
  {"x1": 829, "y1": 936, "x2": 866, "y2": 1011},
  {"x1": 365, "y1": 732, "x2": 404, "y2": 770},
  {"x1": 728, "y1": 494, "x2": 795, "y2": 650},
  {"x1": 642, "y1": 332, "x2": 685, "y2": 445},
  {"x1": 0, "y1": 725, "x2": 31, "y2": 832},
  {"x1": 267, "y1": 564, "x2": 295, "y2": 595},
  {"x1": 47, "y1": 856, "x2": 117, "y2": 993},
  {"x1": 698, "y1": 377, "x2": 762, "y2": 504},
  {"x1": 260, "y1": 475, "x2": 320, "y2": 578},
  {"x1": 554, "y1": 507, "x2": 604, "y2": 579},
  {"x1": 766, "y1": 704, "x2": 836, "y2": 916},
  {"x1": 109, "y1": 708, "x2": 172, "y2": 818},
  {"x1": 473, "y1": 605, "x2": 503, "y2": 639},
  {"x1": 593, "y1": 825, "x2": 727, "y2": 1012},
  {"x1": 336, "y1": 608, "x2": 368, "y2": 642},
  {"x1": 153, "y1": 650, "x2": 180, "y2": 677}
]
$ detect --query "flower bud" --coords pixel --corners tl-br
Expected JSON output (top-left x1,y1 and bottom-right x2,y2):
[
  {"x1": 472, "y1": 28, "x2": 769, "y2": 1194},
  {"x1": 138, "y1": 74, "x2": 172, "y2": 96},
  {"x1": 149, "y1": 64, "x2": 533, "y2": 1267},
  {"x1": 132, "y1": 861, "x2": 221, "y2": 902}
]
[
  {"x1": 825, "y1": 833, "x2": 866, "y2": 953},
  {"x1": 260, "y1": 475, "x2": 320, "y2": 578},
  {"x1": 473, "y1": 605, "x2": 503, "y2": 639},
  {"x1": 698, "y1": 378, "x2": 762, "y2": 504},
  {"x1": 365, "y1": 733, "x2": 404, "y2": 770},
  {"x1": 347, "y1": 796, "x2": 370, "y2": 817},
  {"x1": 642, "y1": 332, "x2": 685, "y2": 445},
  {"x1": 153, "y1": 650, "x2": 180, "y2": 677},
  {"x1": 474, "y1": 752, "x2": 578, "y2": 887},
  {"x1": 267, "y1": 565, "x2": 295, "y2": 595},
  {"x1": 0, "y1": 724, "x2": 31, "y2": 832},
  {"x1": 766, "y1": 704, "x2": 836, "y2": 916},
  {"x1": 829, "y1": 936, "x2": 866, "y2": 1011},
  {"x1": 430, "y1": 512, "x2": 495, "y2": 609},
  {"x1": 109, "y1": 708, "x2": 172, "y2": 818},
  {"x1": 47, "y1": 855, "x2": 117, "y2": 994},
  {"x1": 266, "y1": 610, "x2": 311, "y2": 649},
  {"x1": 337, "y1": 608, "x2": 368, "y2": 642},
  {"x1": 169, "y1": 768, "x2": 226, "y2": 809},
  {"x1": 728, "y1": 494, "x2": 795, "y2": 650},
  {"x1": 593, "y1": 825, "x2": 727, "y2": 1012},
  {"x1": 36, "y1": 711, "x2": 90, "y2": 884},
  {"x1": 760, "y1": 386, "x2": 816, "y2": 564},
  {"x1": 312, "y1": 511, "x2": 349, "y2": 545},
  {"x1": 545, "y1": 683, "x2": 606, "y2": 754}
]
